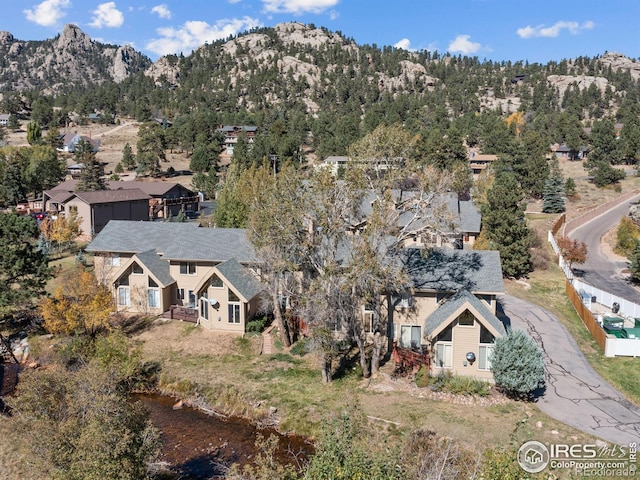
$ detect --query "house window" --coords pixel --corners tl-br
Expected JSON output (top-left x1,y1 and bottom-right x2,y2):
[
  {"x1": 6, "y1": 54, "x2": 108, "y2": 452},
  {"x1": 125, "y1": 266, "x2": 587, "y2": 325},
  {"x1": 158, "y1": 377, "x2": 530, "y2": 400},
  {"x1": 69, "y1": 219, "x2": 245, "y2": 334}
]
[
  {"x1": 397, "y1": 293, "x2": 413, "y2": 309},
  {"x1": 363, "y1": 304, "x2": 375, "y2": 333},
  {"x1": 105, "y1": 254, "x2": 120, "y2": 266},
  {"x1": 210, "y1": 274, "x2": 223, "y2": 288},
  {"x1": 400, "y1": 325, "x2": 421, "y2": 350},
  {"x1": 200, "y1": 297, "x2": 209, "y2": 321},
  {"x1": 69, "y1": 205, "x2": 78, "y2": 216},
  {"x1": 179, "y1": 262, "x2": 196, "y2": 275},
  {"x1": 131, "y1": 262, "x2": 143, "y2": 275},
  {"x1": 478, "y1": 345, "x2": 494, "y2": 370},
  {"x1": 177, "y1": 288, "x2": 184, "y2": 301},
  {"x1": 228, "y1": 289, "x2": 241, "y2": 324},
  {"x1": 148, "y1": 277, "x2": 160, "y2": 309},
  {"x1": 436, "y1": 343, "x2": 453, "y2": 368},
  {"x1": 458, "y1": 310, "x2": 475, "y2": 327},
  {"x1": 188, "y1": 290, "x2": 196, "y2": 308},
  {"x1": 228, "y1": 304, "x2": 241, "y2": 323},
  {"x1": 479, "y1": 325, "x2": 496, "y2": 371},
  {"x1": 118, "y1": 286, "x2": 130, "y2": 306}
]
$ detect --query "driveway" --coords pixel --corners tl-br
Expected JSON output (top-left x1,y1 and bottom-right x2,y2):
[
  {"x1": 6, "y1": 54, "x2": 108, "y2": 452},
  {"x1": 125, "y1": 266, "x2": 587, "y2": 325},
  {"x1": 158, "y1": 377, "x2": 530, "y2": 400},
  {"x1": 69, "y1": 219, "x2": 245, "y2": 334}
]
[
  {"x1": 500, "y1": 294, "x2": 640, "y2": 446},
  {"x1": 568, "y1": 193, "x2": 640, "y2": 304}
]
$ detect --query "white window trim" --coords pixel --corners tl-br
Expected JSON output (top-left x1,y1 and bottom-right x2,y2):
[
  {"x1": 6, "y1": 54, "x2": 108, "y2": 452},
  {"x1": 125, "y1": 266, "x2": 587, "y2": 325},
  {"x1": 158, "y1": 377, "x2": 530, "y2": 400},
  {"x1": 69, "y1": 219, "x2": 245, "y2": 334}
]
[
  {"x1": 179, "y1": 261, "x2": 197, "y2": 275},
  {"x1": 478, "y1": 344, "x2": 494, "y2": 371},
  {"x1": 435, "y1": 342, "x2": 453, "y2": 369}
]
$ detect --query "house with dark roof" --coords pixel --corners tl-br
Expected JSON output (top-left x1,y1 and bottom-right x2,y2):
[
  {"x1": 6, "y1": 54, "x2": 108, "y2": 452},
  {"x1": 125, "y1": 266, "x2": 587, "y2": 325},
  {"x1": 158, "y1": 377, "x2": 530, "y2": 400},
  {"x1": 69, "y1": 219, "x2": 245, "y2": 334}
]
[
  {"x1": 392, "y1": 248, "x2": 505, "y2": 380},
  {"x1": 216, "y1": 125, "x2": 257, "y2": 156},
  {"x1": 55, "y1": 189, "x2": 151, "y2": 238},
  {"x1": 85, "y1": 221, "x2": 264, "y2": 333},
  {"x1": 554, "y1": 144, "x2": 589, "y2": 160},
  {"x1": 0, "y1": 113, "x2": 10, "y2": 127},
  {"x1": 43, "y1": 179, "x2": 199, "y2": 220}
]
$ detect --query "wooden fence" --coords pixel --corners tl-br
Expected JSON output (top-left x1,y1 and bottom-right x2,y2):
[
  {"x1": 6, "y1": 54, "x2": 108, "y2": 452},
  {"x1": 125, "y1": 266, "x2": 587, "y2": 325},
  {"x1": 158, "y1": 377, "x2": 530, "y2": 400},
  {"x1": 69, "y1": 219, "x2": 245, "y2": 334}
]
[
  {"x1": 565, "y1": 279, "x2": 607, "y2": 351},
  {"x1": 551, "y1": 213, "x2": 565, "y2": 237}
]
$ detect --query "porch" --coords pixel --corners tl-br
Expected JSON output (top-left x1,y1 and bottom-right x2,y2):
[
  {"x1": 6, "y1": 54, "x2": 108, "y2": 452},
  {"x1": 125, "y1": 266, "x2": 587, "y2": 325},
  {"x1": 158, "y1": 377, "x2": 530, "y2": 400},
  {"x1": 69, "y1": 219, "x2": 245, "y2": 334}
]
[{"x1": 162, "y1": 305, "x2": 198, "y2": 323}]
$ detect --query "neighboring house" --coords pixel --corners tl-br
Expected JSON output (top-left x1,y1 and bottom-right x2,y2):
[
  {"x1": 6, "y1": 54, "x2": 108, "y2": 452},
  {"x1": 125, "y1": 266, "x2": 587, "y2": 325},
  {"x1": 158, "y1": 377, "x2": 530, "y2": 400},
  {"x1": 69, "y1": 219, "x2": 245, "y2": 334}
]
[
  {"x1": 43, "y1": 179, "x2": 199, "y2": 219},
  {"x1": 392, "y1": 248, "x2": 505, "y2": 380},
  {"x1": 54, "y1": 189, "x2": 151, "y2": 238},
  {"x1": 88, "y1": 113, "x2": 102, "y2": 123},
  {"x1": 0, "y1": 113, "x2": 9, "y2": 126},
  {"x1": 216, "y1": 125, "x2": 257, "y2": 156},
  {"x1": 320, "y1": 155, "x2": 400, "y2": 174},
  {"x1": 85, "y1": 221, "x2": 263, "y2": 334},
  {"x1": 355, "y1": 191, "x2": 481, "y2": 249},
  {"x1": 469, "y1": 153, "x2": 498, "y2": 178},
  {"x1": 59, "y1": 133, "x2": 101, "y2": 153},
  {"x1": 554, "y1": 144, "x2": 589, "y2": 160}
]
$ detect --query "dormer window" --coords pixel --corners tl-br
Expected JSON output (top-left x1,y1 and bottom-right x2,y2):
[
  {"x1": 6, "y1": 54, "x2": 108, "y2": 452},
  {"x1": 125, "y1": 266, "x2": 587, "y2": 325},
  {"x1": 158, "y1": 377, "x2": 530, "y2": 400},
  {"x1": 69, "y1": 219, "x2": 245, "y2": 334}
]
[{"x1": 180, "y1": 262, "x2": 196, "y2": 275}]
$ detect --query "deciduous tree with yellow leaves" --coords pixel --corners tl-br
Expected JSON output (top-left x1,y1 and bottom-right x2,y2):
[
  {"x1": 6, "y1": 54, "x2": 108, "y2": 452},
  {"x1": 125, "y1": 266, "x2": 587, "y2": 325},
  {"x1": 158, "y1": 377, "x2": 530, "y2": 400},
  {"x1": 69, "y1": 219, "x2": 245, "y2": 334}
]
[{"x1": 41, "y1": 266, "x2": 114, "y2": 336}]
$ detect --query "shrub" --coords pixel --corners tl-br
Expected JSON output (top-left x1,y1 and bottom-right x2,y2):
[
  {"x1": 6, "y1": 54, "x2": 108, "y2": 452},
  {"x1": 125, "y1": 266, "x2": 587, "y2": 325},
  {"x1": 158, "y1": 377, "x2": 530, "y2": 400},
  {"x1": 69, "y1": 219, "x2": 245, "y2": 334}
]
[
  {"x1": 246, "y1": 315, "x2": 269, "y2": 333},
  {"x1": 414, "y1": 365, "x2": 429, "y2": 387},
  {"x1": 490, "y1": 329, "x2": 545, "y2": 399},
  {"x1": 290, "y1": 338, "x2": 309, "y2": 357},
  {"x1": 616, "y1": 216, "x2": 640, "y2": 257}
]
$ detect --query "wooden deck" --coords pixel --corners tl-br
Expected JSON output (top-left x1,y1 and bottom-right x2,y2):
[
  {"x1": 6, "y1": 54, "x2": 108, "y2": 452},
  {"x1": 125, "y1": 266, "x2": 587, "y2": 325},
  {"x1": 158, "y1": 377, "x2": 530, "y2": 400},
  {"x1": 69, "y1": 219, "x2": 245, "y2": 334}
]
[{"x1": 163, "y1": 306, "x2": 198, "y2": 323}]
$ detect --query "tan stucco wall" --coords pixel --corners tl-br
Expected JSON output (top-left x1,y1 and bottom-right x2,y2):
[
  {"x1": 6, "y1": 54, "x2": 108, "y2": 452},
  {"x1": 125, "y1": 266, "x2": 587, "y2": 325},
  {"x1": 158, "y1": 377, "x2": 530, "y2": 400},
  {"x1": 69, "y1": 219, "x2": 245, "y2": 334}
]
[{"x1": 199, "y1": 282, "x2": 245, "y2": 334}]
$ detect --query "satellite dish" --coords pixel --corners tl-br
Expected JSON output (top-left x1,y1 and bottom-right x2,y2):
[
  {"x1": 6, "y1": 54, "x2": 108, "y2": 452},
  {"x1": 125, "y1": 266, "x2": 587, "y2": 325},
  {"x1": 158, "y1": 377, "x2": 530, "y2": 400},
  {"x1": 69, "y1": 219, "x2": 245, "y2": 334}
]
[{"x1": 208, "y1": 298, "x2": 219, "y2": 307}]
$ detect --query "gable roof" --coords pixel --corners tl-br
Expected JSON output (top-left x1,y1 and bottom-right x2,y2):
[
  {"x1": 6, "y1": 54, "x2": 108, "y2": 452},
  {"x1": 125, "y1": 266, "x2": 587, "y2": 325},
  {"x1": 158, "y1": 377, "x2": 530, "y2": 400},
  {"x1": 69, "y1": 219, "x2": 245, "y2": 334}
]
[
  {"x1": 85, "y1": 220, "x2": 257, "y2": 263},
  {"x1": 71, "y1": 189, "x2": 151, "y2": 205},
  {"x1": 134, "y1": 249, "x2": 175, "y2": 287},
  {"x1": 46, "y1": 179, "x2": 194, "y2": 197},
  {"x1": 458, "y1": 200, "x2": 481, "y2": 233},
  {"x1": 402, "y1": 248, "x2": 504, "y2": 294},
  {"x1": 424, "y1": 289, "x2": 506, "y2": 339},
  {"x1": 214, "y1": 258, "x2": 264, "y2": 302}
]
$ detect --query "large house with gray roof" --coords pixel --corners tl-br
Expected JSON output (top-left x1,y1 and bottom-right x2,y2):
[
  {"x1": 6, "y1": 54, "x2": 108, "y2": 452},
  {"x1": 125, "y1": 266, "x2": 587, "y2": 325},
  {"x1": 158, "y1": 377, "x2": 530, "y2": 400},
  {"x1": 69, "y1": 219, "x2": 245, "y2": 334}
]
[
  {"x1": 392, "y1": 248, "x2": 505, "y2": 380},
  {"x1": 85, "y1": 221, "x2": 264, "y2": 334}
]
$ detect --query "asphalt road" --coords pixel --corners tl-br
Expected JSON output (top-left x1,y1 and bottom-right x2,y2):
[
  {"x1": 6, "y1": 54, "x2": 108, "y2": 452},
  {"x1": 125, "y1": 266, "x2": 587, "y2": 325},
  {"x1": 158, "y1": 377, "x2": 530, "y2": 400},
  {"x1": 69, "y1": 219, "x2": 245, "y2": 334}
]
[
  {"x1": 568, "y1": 194, "x2": 640, "y2": 304},
  {"x1": 500, "y1": 294, "x2": 640, "y2": 446}
]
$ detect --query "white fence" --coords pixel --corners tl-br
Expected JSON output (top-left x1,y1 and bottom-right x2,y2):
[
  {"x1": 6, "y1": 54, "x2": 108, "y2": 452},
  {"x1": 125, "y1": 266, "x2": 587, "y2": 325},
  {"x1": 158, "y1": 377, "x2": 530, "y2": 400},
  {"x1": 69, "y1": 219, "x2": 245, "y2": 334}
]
[{"x1": 549, "y1": 230, "x2": 640, "y2": 357}]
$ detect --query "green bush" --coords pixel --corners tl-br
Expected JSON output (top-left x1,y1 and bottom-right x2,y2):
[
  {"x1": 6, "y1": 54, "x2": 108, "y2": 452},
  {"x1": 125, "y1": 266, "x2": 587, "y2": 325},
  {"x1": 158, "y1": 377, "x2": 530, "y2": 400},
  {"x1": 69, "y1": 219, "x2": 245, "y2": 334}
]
[
  {"x1": 616, "y1": 216, "x2": 640, "y2": 257},
  {"x1": 290, "y1": 338, "x2": 309, "y2": 357},
  {"x1": 246, "y1": 315, "x2": 269, "y2": 333},
  {"x1": 414, "y1": 365, "x2": 430, "y2": 387},
  {"x1": 490, "y1": 329, "x2": 545, "y2": 399},
  {"x1": 421, "y1": 370, "x2": 491, "y2": 396}
]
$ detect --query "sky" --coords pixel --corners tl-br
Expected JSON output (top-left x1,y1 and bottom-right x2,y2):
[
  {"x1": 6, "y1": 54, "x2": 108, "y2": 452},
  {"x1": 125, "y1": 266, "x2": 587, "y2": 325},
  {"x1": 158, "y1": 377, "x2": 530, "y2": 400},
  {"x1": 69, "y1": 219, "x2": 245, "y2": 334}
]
[{"x1": 3, "y1": 0, "x2": 639, "y2": 63}]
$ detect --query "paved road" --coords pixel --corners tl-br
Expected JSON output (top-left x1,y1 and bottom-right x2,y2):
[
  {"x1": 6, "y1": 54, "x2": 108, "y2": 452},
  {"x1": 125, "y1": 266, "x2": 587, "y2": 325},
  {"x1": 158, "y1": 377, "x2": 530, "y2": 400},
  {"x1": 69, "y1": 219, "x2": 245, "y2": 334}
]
[
  {"x1": 568, "y1": 194, "x2": 640, "y2": 304},
  {"x1": 500, "y1": 294, "x2": 640, "y2": 446}
]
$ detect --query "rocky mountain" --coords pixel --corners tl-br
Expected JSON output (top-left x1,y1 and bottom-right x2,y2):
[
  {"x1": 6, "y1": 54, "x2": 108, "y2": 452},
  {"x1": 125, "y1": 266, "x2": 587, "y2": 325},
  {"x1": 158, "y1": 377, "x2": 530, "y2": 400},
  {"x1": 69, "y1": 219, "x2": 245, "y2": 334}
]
[{"x1": 0, "y1": 24, "x2": 151, "y2": 92}]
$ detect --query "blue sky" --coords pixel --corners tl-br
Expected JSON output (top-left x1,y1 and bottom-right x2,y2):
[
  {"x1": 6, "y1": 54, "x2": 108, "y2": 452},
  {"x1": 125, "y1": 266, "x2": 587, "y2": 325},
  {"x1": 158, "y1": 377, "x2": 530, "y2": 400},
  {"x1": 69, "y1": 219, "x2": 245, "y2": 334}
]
[{"x1": 4, "y1": 0, "x2": 639, "y2": 63}]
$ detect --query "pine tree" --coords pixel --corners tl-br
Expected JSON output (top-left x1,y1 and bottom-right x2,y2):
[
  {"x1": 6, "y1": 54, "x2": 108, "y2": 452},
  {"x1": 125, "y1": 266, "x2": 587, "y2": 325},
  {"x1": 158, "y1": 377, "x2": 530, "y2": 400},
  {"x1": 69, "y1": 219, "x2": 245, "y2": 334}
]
[
  {"x1": 121, "y1": 142, "x2": 136, "y2": 170},
  {"x1": 26, "y1": 120, "x2": 42, "y2": 145},
  {"x1": 630, "y1": 241, "x2": 640, "y2": 284},
  {"x1": 76, "y1": 139, "x2": 106, "y2": 191},
  {"x1": 542, "y1": 158, "x2": 566, "y2": 213},
  {"x1": 480, "y1": 171, "x2": 532, "y2": 278}
]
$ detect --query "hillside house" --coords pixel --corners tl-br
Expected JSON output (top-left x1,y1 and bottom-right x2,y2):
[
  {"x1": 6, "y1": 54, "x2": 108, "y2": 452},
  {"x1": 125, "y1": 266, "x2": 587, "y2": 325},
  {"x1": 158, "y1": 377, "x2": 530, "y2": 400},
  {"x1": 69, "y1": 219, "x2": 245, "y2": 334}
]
[
  {"x1": 59, "y1": 133, "x2": 101, "y2": 153},
  {"x1": 0, "y1": 114, "x2": 9, "y2": 126},
  {"x1": 85, "y1": 221, "x2": 263, "y2": 334},
  {"x1": 217, "y1": 125, "x2": 257, "y2": 156},
  {"x1": 43, "y1": 179, "x2": 199, "y2": 220},
  {"x1": 51, "y1": 189, "x2": 151, "y2": 239},
  {"x1": 469, "y1": 153, "x2": 498, "y2": 178},
  {"x1": 554, "y1": 144, "x2": 589, "y2": 160},
  {"x1": 391, "y1": 248, "x2": 505, "y2": 380}
]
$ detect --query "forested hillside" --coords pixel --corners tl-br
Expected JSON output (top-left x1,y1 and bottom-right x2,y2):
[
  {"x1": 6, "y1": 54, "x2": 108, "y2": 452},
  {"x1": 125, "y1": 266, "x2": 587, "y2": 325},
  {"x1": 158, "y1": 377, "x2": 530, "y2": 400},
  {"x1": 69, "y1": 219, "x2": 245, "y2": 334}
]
[{"x1": 1, "y1": 21, "x2": 639, "y2": 165}]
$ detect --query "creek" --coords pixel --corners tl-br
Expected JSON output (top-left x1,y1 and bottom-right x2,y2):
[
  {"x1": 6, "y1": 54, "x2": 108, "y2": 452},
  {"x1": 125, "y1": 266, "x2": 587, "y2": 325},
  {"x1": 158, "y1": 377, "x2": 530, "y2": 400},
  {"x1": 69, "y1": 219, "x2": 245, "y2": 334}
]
[{"x1": 135, "y1": 394, "x2": 312, "y2": 479}]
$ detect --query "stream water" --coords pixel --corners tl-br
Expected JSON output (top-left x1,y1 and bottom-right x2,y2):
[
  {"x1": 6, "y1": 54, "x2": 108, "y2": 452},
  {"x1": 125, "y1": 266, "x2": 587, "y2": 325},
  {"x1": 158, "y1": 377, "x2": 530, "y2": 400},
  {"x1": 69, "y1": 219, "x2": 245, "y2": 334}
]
[{"x1": 135, "y1": 394, "x2": 313, "y2": 479}]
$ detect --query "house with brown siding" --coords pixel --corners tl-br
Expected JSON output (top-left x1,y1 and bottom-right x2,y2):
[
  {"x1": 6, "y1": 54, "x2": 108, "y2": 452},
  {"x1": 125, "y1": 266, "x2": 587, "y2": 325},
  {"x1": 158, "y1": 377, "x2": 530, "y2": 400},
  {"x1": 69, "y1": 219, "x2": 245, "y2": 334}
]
[{"x1": 85, "y1": 221, "x2": 264, "y2": 334}]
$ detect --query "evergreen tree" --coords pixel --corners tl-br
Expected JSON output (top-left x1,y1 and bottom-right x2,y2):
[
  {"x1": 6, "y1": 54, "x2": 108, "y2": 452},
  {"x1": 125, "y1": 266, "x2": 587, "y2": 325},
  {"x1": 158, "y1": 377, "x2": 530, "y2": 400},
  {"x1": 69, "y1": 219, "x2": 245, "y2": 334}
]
[
  {"x1": 26, "y1": 120, "x2": 42, "y2": 146},
  {"x1": 121, "y1": 142, "x2": 136, "y2": 170},
  {"x1": 490, "y1": 329, "x2": 545, "y2": 399},
  {"x1": 480, "y1": 171, "x2": 532, "y2": 278},
  {"x1": 76, "y1": 139, "x2": 106, "y2": 191},
  {"x1": 542, "y1": 157, "x2": 566, "y2": 213}
]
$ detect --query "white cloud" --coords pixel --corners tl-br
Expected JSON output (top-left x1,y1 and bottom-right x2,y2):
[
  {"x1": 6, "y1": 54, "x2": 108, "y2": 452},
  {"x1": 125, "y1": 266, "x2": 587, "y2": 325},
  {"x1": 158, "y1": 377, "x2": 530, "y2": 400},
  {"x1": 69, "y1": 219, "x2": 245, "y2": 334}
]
[
  {"x1": 262, "y1": 0, "x2": 339, "y2": 14},
  {"x1": 517, "y1": 20, "x2": 594, "y2": 39},
  {"x1": 24, "y1": 0, "x2": 71, "y2": 27},
  {"x1": 151, "y1": 4, "x2": 172, "y2": 19},
  {"x1": 448, "y1": 35, "x2": 481, "y2": 54},
  {"x1": 394, "y1": 38, "x2": 411, "y2": 51},
  {"x1": 146, "y1": 16, "x2": 262, "y2": 56},
  {"x1": 90, "y1": 2, "x2": 124, "y2": 28}
]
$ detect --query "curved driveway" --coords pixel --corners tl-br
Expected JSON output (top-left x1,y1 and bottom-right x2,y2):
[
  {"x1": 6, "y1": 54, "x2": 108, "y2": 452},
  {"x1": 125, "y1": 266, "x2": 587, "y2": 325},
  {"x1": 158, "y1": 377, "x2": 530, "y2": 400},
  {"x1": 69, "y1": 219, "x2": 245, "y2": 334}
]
[
  {"x1": 568, "y1": 193, "x2": 640, "y2": 304},
  {"x1": 500, "y1": 294, "x2": 640, "y2": 446}
]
